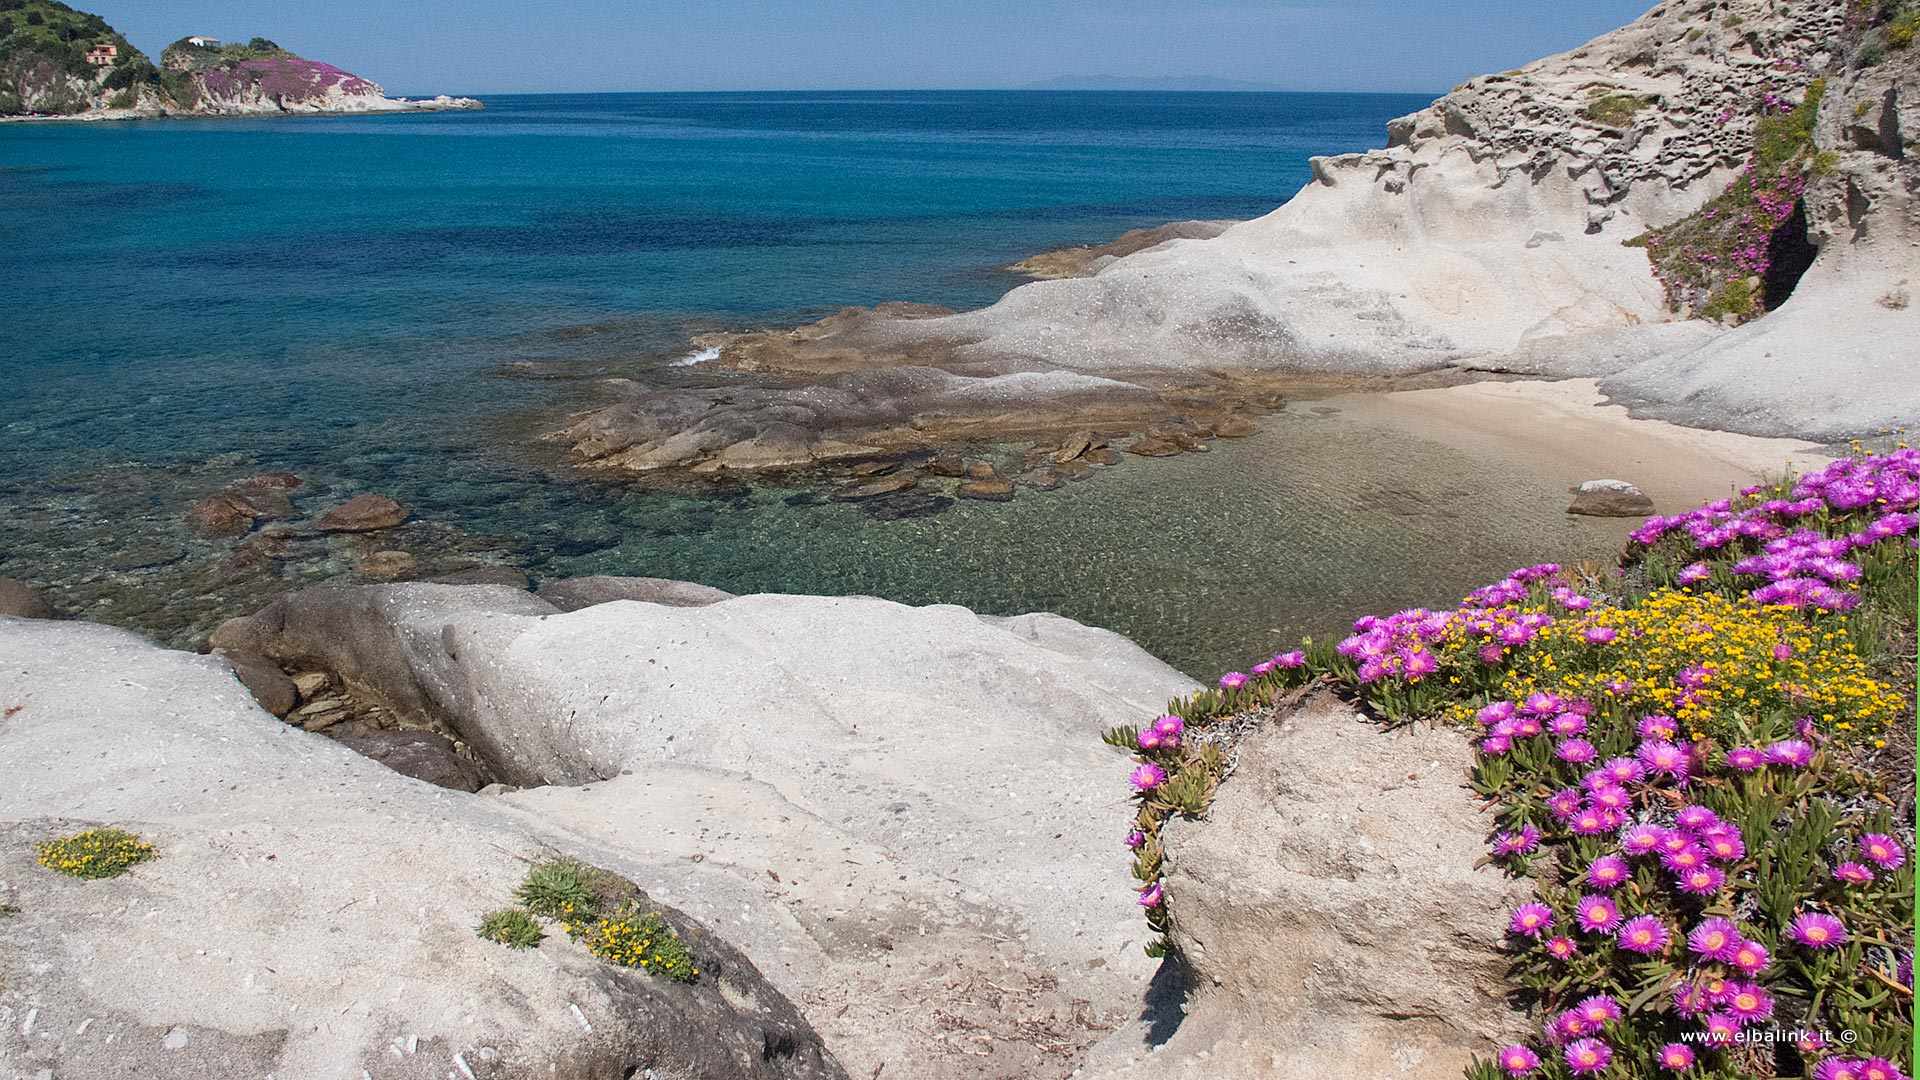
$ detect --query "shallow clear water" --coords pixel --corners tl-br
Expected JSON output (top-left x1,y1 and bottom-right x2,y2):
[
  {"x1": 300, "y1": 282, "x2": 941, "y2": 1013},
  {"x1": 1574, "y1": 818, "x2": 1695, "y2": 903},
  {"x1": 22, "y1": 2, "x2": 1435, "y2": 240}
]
[{"x1": 1, "y1": 91, "x2": 1645, "y2": 675}]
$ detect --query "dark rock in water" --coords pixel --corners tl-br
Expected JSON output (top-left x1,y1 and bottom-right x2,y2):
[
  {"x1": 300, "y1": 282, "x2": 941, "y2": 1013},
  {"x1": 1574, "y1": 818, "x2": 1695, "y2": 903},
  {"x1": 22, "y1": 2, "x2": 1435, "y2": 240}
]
[
  {"x1": 315, "y1": 494, "x2": 408, "y2": 533},
  {"x1": 847, "y1": 460, "x2": 897, "y2": 477},
  {"x1": 1084, "y1": 447, "x2": 1119, "y2": 466},
  {"x1": 235, "y1": 472, "x2": 303, "y2": 494},
  {"x1": 428, "y1": 566, "x2": 531, "y2": 589},
  {"x1": 1052, "y1": 430, "x2": 1096, "y2": 463},
  {"x1": 918, "y1": 452, "x2": 966, "y2": 478},
  {"x1": 833, "y1": 474, "x2": 918, "y2": 501},
  {"x1": 863, "y1": 492, "x2": 954, "y2": 520},
  {"x1": 334, "y1": 729, "x2": 490, "y2": 792},
  {"x1": 1126, "y1": 435, "x2": 1182, "y2": 457},
  {"x1": 104, "y1": 541, "x2": 187, "y2": 571},
  {"x1": 186, "y1": 492, "x2": 265, "y2": 537},
  {"x1": 955, "y1": 478, "x2": 1016, "y2": 501},
  {"x1": 784, "y1": 490, "x2": 830, "y2": 507},
  {"x1": 1170, "y1": 431, "x2": 1211, "y2": 453},
  {"x1": 214, "y1": 648, "x2": 298, "y2": 718},
  {"x1": 1568, "y1": 480, "x2": 1655, "y2": 517},
  {"x1": 1051, "y1": 460, "x2": 1093, "y2": 482},
  {"x1": 537, "y1": 575, "x2": 736, "y2": 612},
  {"x1": 0, "y1": 579, "x2": 55, "y2": 620},
  {"x1": 962, "y1": 459, "x2": 1000, "y2": 481},
  {"x1": 1021, "y1": 471, "x2": 1065, "y2": 491},
  {"x1": 356, "y1": 550, "x2": 418, "y2": 580},
  {"x1": 1215, "y1": 415, "x2": 1259, "y2": 438}
]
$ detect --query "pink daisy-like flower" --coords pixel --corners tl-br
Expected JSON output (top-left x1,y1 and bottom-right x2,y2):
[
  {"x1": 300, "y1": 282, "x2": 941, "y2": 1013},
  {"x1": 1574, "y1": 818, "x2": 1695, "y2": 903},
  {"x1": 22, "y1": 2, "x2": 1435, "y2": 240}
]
[
  {"x1": 1616, "y1": 915, "x2": 1669, "y2": 954},
  {"x1": 1621, "y1": 824, "x2": 1664, "y2": 856},
  {"x1": 1699, "y1": 825, "x2": 1746, "y2": 862},
  {"x1": 1638, "y1": 715, "x2": 1678, "y2": 741},
  {"x1": 1658, "y1": 830, "x2": 1696, "y2": 857},
  {"x1": 1729, "y1": 938, "x2": 1771, "y2": 974},
  {"x1": 1859, "y1": 1059, "x2": 1908, "y2": 1080},
  {"x1": 1814, "y1": 1061, "x2": 1867, "y2": 1080},
  {"x1": 1510, "y1": 903, "x2": 1554, "y2": 937},
  {"x1": 1574, "y1": 894, "x2": 1621, "y2": 933},
  {"x1": 1130, "y1": 763, "x2": 1167, "y2": 791},
  {"x1": 1701, "y1": 1012, "x2": 1741, "y2": 1044},
  {"x1": 1492, "y1": 825, "x2": 1541, "y2": 857},
  {"x1": 1251, "y1": 661, "x2": 1274, "y2": 676},
  {"x1": 1658, "y1": 1043, "x2": 1695, "y2": 1070},
  {"x1": 1673, "y1": 981, "x2": 1710, "y2": 1017},
  {"x1": 1589, "y1": 785, "x2": 1630, "y2": 812},
  {"x1": 1678, "y1": 865, "x2": 1726, "y2": 895},
  {"x1": 1545, "y1": 936, "x2": 1576, "y2": 960},
  {"x1": 1563, "y1": 1038, "x2": 1611, "y2": 1075},
  {"x1": 1274, "y1": 650, "x2": 1306, "y2": 668},
  {"x1": 1124, "y1": 830, "x2": 1146, "y2": 849},
  {"x1": 1548, "y1": 712, "x2": 1587, "y2": 737},
  {"x1": 1587, "y1": 855, "x2": 1630, "y2": 890},
  {"x1": 1674, "y1": 804, "x2": 1720, "y2": 831},
  {"x1": 1638, "y1": 740, "x2": 1688, "y2": 777},
  {"x1": 1677, "y1": 562, "x2": 1712, "y2": 585},
  {"x1": 1569, "y1": 808, "x2": 1612, "y2": 836},
  {"x1": 1688, "y1": 917, "x2": 1741, "y2": 961},
  {"x1": 1219, "y1": 671, "x2": 1249, "y2": 691},
  {"x1": 1661, "y1": 844, "x2": 1708, "y2": 873},
  {"x1": 1724, "y1": 982, "x2": 1772, "y2": 1022},
  {"x1": 1860, "y1": 833, "x2": 1906, "y2": 869},
  {"x1": 1476, "y1": 700, "x2": 1517, "y2": 726},
  {"x1": 1521, "y1": 691, "x2": 1563, "y2": 717},
  {"x1": 1546, "y1": 788, "x2": 1583, "y2": 822},
  {"x1": 1789, "y1": 911, "x2": 1847, "y2": 949},
  {"x1": 1767, "y1": 739, "x2": 1815, "y2": 767},
  {"x1": 1724, "y1": 745, "x2": 1766, "y2": 771},
  {"x1": 1137, "y1": 881, "x2": 1163, "y2": 907},
  {"x1": 1583, "y1": 626, "x2": 1618, "y2": 645},
  {"x1": 1573, "y1": 995, "x2": 1621, "y2": 1026},
  {"x1": 1597, "y1": 757, "x2": 1644, "y2": 786},
  {"x1": 1833, "y1": 861, "x2": 1876, "y2": 884},
  {"x1": 1497, "y1": 1045, "x2": 1541, "y2": 1076},
  {"x1": 1138, "y1": 728, "x2": 1170, "y2": 751}
]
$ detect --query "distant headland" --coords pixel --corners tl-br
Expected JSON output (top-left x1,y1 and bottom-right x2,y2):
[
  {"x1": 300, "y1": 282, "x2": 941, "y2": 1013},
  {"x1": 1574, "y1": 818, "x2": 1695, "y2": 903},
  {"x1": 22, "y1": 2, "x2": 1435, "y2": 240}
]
[{"x1": 0, "y1": 0, "x2": 478, "y2": 120}]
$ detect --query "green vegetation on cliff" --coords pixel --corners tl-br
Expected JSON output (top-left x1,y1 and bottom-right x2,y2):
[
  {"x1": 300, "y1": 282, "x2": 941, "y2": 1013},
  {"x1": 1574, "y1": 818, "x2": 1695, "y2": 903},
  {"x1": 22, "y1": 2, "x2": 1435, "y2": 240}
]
[
  {"x1": 159, "y1": 35, "x2": 292, "y2": 72},
  {"x1": 0, "y1": 0, "x2": 163, "y2": 114}
]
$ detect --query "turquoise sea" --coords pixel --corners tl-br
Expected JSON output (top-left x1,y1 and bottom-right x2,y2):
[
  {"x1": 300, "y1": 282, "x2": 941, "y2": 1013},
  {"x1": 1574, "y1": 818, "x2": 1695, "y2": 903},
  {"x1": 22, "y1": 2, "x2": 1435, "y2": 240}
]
[{"x1": 0, "y1": 91, "x2": 1646, "y2": 675}]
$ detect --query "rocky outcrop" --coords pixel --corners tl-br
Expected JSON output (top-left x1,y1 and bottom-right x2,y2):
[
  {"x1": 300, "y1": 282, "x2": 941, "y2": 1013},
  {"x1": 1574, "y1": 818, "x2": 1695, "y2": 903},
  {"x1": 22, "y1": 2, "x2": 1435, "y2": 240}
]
[
  {"x1": 0, "y1": 617, "x2": 843, "y2": 1079},
  {"x1": 196, "y1": 582, "x2": 1195, "y2": 1078},
  {"x1": 1006, "y1": 220, "x2": 1240, "y2": 280},
  {"x1": 1090, "y1": 702, "x2": 1530, "y2": 1077},
  {"x1": 1605, "y1": 25, "x2": 1920, "y2": 438},
  {"x1": 1566, "y1": 478, "x2": 1656, "y2": 516},
  {"x1": 558, "y1": 0, "x2": 1912, "y2": 468},
  {"x1": 534, "y1": 575, "x2": 736, "y2": 611}
]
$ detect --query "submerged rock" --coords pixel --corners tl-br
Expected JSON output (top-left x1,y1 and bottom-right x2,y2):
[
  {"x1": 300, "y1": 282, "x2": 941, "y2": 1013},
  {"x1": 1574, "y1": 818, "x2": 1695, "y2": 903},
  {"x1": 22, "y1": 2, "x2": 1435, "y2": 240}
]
[
  {"x1": 832, "y1": 473, "x2": 918, "y2": 501},
  {"x1": 356, "y1": 549, "x2": 419, "y2": 580},
  {"x1": 535, "y1": 575, "x2": 736, "y2": 612},
  {"x1": 1567, "y1": 479, "x2": 1655, "y2": 517},
  {"x1": 954, "y1": 477, "x2": 1015, "y2": 501},
  {"x1": 315, "y1": 493, "x2": 408, "y2": 533},
  {"x1": 0, "y1": 578, "x2": 54, "y2": 620},
  {"x1": 186, "y1": 491, "x2": 266, "y2": 537}
]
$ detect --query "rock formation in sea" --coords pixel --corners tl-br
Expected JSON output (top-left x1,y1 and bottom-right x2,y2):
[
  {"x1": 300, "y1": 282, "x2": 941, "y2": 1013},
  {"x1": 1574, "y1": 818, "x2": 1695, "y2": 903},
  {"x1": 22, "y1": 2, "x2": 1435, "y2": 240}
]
[
  {"x1": 560, "y1": 0, "x2": 1916, "y2": 474},
  {"x1": 0, "y1": 3, "x2": 478, "y2": 119}
]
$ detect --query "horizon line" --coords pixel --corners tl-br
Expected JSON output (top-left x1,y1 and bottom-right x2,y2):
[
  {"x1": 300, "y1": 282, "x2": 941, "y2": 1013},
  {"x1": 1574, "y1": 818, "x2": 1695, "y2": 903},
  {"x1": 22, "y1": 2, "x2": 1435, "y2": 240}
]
[{"x1": 383, "y1": 86, "x2": 1446, "y2": 99}]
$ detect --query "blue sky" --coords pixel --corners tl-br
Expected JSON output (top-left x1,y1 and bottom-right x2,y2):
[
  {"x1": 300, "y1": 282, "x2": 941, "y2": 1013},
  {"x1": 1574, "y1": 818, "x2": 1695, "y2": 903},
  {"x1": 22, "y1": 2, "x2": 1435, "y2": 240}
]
[{"x1": 102, "y1": 1, "x2": 1657, "y2": 96}]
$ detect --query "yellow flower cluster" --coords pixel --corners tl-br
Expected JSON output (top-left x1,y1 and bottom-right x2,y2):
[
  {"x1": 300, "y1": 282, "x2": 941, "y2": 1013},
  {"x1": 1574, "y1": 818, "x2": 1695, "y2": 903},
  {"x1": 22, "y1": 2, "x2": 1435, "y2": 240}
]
[
  {"x1": 1446, "y1": 589, "x2": 1901, "y2": 742},
  {"x1": 36, "y1": 828, "x2": 156, "y2": 880},
  {"x1": 564, "y1": 905, "x2": 698, "y2": 982}
]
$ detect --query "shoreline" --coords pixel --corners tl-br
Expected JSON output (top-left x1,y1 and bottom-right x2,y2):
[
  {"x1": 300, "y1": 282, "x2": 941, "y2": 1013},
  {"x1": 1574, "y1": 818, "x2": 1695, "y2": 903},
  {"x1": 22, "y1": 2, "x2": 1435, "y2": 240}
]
[{"x1": 0, "y1": 95, "x2": 482, "y2": 124}]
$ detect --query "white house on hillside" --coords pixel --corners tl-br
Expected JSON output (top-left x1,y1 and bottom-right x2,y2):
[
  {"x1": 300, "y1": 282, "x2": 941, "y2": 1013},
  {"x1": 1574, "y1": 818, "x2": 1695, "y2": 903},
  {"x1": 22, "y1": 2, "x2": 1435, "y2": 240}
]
[{"x1": 185, "y1": 36, "x2": 219, "y2": 47}]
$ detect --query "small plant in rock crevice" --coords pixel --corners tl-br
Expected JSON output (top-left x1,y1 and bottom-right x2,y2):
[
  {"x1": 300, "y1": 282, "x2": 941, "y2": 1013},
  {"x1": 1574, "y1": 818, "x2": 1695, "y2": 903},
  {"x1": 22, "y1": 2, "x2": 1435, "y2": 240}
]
[
  {"x1": 476, "y1": 908, "x2": 543, "y2": 950},
  {"x1": 475, "y1": 857, "x2": 699, "y2": 982},
  {"x1": 35, "y1": 828, "x2": 156, "y2": 879}
]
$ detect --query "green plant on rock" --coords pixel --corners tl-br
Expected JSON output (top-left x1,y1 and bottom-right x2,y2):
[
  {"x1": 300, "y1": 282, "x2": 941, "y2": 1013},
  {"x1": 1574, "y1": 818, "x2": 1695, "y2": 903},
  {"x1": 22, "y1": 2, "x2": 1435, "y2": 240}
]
[
  {"x1": 1586, "y1": 94, "x2": 1649, "y2": 129},
  {"x1": 515, "y1": 857, "x2": 596, "y2": 918},
  {"x1": 476, "y1": 908, "x2": 543, "y2": 950},
  {"x1": 35, "y1": 828, "x2": 155, "y2": 879},
  {"x1": 566, "y1": 904, "x2": 698, "y2": 982}
]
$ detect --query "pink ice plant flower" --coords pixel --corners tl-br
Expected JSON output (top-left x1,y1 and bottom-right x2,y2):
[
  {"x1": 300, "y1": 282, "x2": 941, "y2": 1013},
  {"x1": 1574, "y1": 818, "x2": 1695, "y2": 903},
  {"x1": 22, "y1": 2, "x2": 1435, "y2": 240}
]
[
  {"x1": 1129, "y1": 763, "x2": 1167, "y2": 791},
  {"x1": 1729, "y1": 937, "x2": 1771, "y2": 975},
  {"x1": 1573, "y1": 894, "x2": 1621, "y2": 933},
  {"x1": 1491, "y1": 824, "x2": 1541, "y2": 857},
  {"x1": 1860, "y1": 833, "x2": 1906, "y2": 869},
  {"x1": 1510, "y1": 903, "x2": 1554, "y2": 937},
  {"x1": 1688, "y1": 917, "x2": 1741, "y2": 961},
  {"x1": 1497, "y1": 1045, "x2": 1541, "y2": 1076},
  {"x1": 1789, "y1": 911, "x2": 1848, "y2": 949},
  {"x1": 1833, "y1": 861, "x2": 1876, "y2": 885},
  {"x1": 1545, "y1": 936, "x2": 1576, "y2": 960},
  {"x1": 1621, "y1": 824, "x2": 1665, "y2": 856},
  {"x1": 1556, "y1": 739, "x2": 1597, "y2": 764},
  {"x1": 1218, "y1": 671, "x2": 1249, "y2": 691},
  {"x1": 1616, "y1": 915, "x2": 1669, "y2": 954},
  {"x1": 1586, "y1": 855, "x2": 1630, "y2": 890},
  {"x1": 1563, "y1": 1038, "x2": 1611, "y2": 1075},
  {"x1": 1724, "y1": 745, "x2": 1766, "y2": 771},
  {"x1": 1658, "y1": 1043, "x2": 1695, "y2": 1070}
]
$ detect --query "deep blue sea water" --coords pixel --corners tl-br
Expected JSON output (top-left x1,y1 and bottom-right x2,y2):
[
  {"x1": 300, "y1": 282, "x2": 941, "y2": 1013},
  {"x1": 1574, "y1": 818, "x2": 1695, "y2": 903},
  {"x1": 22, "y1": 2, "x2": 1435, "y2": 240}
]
[{"x1": 0, "y1": 90, "x2": 1644, "y2": 675}]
